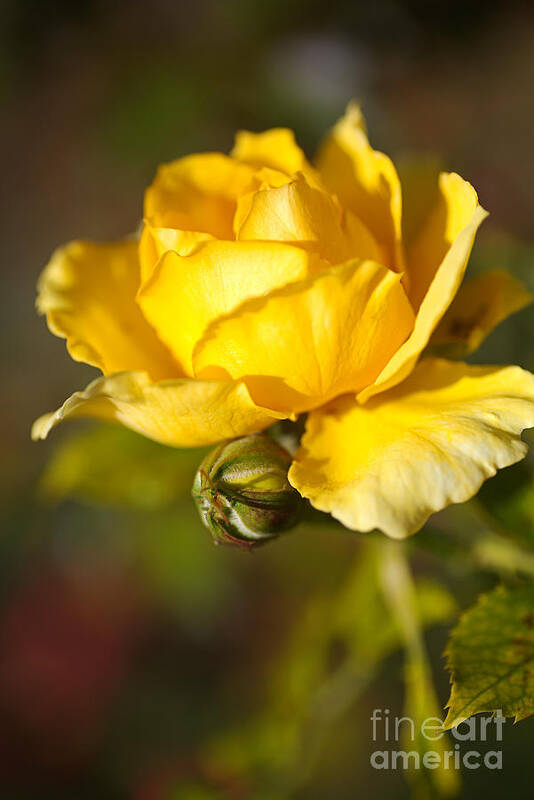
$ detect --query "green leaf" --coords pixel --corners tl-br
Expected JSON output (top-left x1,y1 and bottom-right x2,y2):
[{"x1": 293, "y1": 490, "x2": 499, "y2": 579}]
[
  {"x1": 403, "y1": 657, "x2": 460, "y2": 799},
  {"x1": 39, "y1": 422, "x2": 208, "y2": 510},
  {"x1": 208, "y1": 542, "x2": 458, "y2": 796},
  {"x1": 444, "y1": 584, "x2": 534, "y2": 728},
  {"x1": 335, "y1": 545, "x2": 457, "y2": 669},
  {"x1": 134, "y1": 506, "x2": 236, "y2": 629},
  {"x1": 378, "y1": 541, "x2": 460, "y2": 799},
  {"x1": 478, "y1": 461, "x2": 534, "y2": 549}
]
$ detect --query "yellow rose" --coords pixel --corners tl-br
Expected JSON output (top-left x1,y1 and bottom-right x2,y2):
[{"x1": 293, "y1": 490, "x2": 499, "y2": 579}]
[{"x1": 33, "y1": 104, "x2": 534, "y2": 538}]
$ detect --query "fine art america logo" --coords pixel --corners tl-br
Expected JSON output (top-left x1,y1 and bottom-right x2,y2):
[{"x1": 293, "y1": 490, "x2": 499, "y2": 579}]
[{"x1": 370, "y1": 709, "x2": 505, "y2": 770}]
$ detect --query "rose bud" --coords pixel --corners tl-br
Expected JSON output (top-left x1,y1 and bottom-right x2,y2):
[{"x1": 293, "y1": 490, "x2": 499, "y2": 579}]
[{"x1": 192, "y1": 433, "x2": 303, "y2": 549}]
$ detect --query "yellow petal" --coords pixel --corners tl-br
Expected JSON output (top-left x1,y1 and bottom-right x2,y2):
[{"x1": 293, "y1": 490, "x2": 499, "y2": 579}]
[
  {"x1": 236, "y1": 173, "x2": 339, "y2": 244},
  {"x1": 194, "y1": 259, "x2": 414, "y2": 414},
  {"x1": 429, "y1": 270, "x2": 533, "y2": 356},
  {"x1": 290, "y1": 358, "x2": 534, "y2": 538},
  {"x1": 407, "y1": 172, "x2": 481, "y2": 310},
  {"x1": 316, "y1": 102, "x2": 404, "y2": 271},
  {"x1": 236, "y1": 172, "x2": 382, "y2": 264},
  {"x1": 231, "y1": 128, "x2": 313, "y2": 176},
  {"x1": 139, "y1": 221, "x2": 214, "y2": 283},
  {"x1": 358, "y1": 204, "x2": 488, "y2": 403},
  {"x1": 144, "y1": 153, "x2": 255, "y2": 239},
  {"x1": 137, "y1": 240, "x2": 320, "y2": 375},
  {"x1": 232, "y1": 167, "x2": 298, "y2": 238},
  {"x1": 343, "y1": 209, "x2": 387, "y2": 265},
  {"x1": 32, "y1": 372, "x2": 284, "y2": 448},
  {"x1": 36, "y1": 239, "x2": 179, "y2": 380}
]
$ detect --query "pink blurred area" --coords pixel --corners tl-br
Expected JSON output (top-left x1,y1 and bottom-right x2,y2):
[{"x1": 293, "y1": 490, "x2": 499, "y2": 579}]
[{"x1": 0, "y1": 566, "x2": 139, "y2": 777}]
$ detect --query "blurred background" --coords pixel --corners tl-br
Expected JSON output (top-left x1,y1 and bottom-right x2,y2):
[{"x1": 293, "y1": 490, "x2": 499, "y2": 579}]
[{"x1": 2, "y1": 1, "x2": 534, "y2": 797}]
